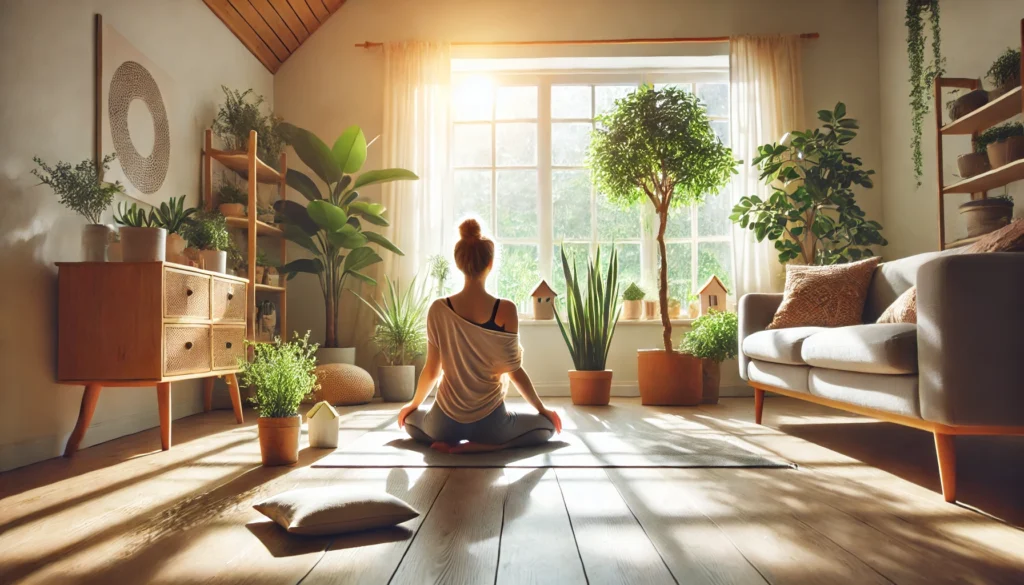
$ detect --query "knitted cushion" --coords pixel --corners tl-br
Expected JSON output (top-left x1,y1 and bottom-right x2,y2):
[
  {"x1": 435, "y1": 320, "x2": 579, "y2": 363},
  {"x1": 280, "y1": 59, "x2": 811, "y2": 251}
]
[
  {"x1": 877, "y1": 286, "x2": 917, "y2": 324},
  {"x1": 768, "y1": 256, "x2": 880, "y2": 329},
  {"x1": 310, "y1": 364, "x2": 374, "y2": 406},
  {"x1": 962, "y1": 218, "x2": 1024, "y2": 253}
]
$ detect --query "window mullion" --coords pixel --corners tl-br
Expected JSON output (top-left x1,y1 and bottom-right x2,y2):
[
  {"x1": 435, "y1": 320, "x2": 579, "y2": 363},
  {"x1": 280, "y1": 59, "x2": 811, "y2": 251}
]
[{"x1": 538, "y1": 79, "x2": 553, "y2": 287}]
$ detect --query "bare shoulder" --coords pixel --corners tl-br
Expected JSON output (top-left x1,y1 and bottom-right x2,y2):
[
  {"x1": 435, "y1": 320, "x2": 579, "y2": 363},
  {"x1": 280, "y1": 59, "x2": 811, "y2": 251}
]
[{"x1": 496, "y1": 299, "x2": 519, "y2": 333}]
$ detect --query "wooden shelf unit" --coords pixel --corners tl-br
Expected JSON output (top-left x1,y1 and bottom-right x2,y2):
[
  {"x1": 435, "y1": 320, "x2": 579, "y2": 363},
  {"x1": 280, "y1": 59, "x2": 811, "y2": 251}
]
[
  {"x1": 203, "y1": 128, "x2": 288, "y2": 343},
  {"x1": 933, "y1": 18, "x2": 1024, "y2": 250}
]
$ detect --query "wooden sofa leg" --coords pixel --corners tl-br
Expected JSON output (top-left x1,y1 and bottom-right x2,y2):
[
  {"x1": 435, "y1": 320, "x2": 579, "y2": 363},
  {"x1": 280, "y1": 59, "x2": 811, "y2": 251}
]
[
  {"x1": 754, "y1": 388, "x2": 765, "y2": 425},
  {"x1": 934, "y1": 432, "x2": 956, "y2": 503}
]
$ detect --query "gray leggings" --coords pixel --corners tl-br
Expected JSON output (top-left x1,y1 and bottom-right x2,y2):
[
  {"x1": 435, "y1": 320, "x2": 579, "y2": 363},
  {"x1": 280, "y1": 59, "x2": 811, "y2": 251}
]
[{"x1": 404, "y1": 402, "x2": 555, "y2": 448}]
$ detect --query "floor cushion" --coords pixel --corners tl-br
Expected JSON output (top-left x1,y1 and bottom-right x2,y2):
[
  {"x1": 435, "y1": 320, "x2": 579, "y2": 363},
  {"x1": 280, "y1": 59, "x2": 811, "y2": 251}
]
[
  {"x1": 802, "y1": 324, "x2": 918, "y2": 375},
  {"x1": 748, "y1": 360, "x2": 811, "y2": 393},
  {"x1": 254, "y1": 487, "x2": 419, "y2": 536},
  {"x1": 742, "y1": 327, "x2": 826, "y2": 365}
]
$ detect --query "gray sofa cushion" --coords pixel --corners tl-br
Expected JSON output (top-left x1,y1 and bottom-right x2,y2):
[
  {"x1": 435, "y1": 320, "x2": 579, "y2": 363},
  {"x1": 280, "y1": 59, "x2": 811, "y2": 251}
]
[
  {"x1": 742, "y1": 327, "x2": 825, "y2": 365},
  {"x1": 809, "y1": 368, "x2": 921, "y2": 419},
  {"x1": 748, "y1": 361, "x2": 810, "y2": 393},
  {"x1": 801, "y1": 324, "x2": 918, "y2": 375},
  {"x1": 862, "y1": 250, "x2": 947, "y2": 322}
]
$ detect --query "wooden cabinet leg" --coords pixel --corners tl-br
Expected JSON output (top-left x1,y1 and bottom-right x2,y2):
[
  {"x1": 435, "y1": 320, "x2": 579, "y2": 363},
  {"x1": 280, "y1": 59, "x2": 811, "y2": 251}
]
[
  {"x1": 754, "y1": 387, "x2": 765, "y2": 425},
  {"x1": 64, "y1": 384, "x2": 102, "y2": 457},
  {"x1": 157, "y1": 382, "x2": 171, "y2": 451},
  {"x1": 226, "y1": 373, "x2": 244, "y2": 424},
  {"x1": 934, "y1": 432, "x2": 957, "y2": 503},
  {"x1": 203, "y1": 377, "x2": 215, "y2": 412}
]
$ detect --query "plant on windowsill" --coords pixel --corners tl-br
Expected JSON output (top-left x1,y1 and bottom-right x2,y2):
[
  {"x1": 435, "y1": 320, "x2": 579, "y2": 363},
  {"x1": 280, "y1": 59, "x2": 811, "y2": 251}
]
[
  {"x1": 679, "y1": 310, "x2": 738, "y2": 405},
  {"x1": 238, "y1": 332, "x2": 319, "y2": 466},
  {"x1": 113, "y1": 201, "x2": 167, "y2": 263},
  {"x1": 730, "y1": 102, "x2": 887, "y2": 266},
  {"x1": 621, "y1": 282, "x2": 645, "y2": 320},
  {"x1": 31, "y1": 153, "x2": 124, "y2": 261},
  {"x1": 181, "y1": 210, "x2": 232, "y2": 274},
  {"x1": 216, "y1": 175, "x2": 248, "y2": 218},
  {"x1": 152, "y1": 195, "x2": 197, "y2": 264},
  {"x1": 589, "y1": 84, "x2": 737, "y2": 406},
  {"x1": 554, "y1": 247, "x2": 621, "y2": 406},
  {"x1": 353, "y1": 275, "x2": 430, "y2": 402},
  {"x1": 987, "y1": 47, "x2": 1021, "y2": 98},
  {"x1": 273, "y1": 122, "x2": 417, "y2": 364},
  {"x1": 427, "y1": 254, "x2": 452, "y2": 299}
]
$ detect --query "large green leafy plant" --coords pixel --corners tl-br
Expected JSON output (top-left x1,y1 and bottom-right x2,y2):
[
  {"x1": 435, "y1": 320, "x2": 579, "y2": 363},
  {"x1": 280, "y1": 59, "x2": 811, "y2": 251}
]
[
  {"x1": 274, "y1": 122, "x2": 418, "y2": 348},
  {"x1": 680, "y1": 310, "x2": 738, "y2": 363},
  {"x1": 31, "y1": 153, "x2": 123, "y2": 224},
  {"x1": 238, "y1": 332, "x2": 319, "y2": 418},
  {"x1": 731, "y1": 103, "x2": 886, "y2": 266},
  {"x1": 588, "y1": 85, "x2": 737, "y2": 352},
  {"x1": 906, "y1": 0, "x2": 944, "y2": 186},
  {"x1": 554, "y1": 247, "x2": 621, "y2": 372},
  {"x1": 354, "y1": 276, "x2": 430, "y2": 366}
]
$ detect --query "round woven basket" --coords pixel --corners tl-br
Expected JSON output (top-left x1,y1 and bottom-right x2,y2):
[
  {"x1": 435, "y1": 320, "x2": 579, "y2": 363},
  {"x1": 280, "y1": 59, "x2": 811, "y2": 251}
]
[{"x1": 309, "y1": 363, "x2": 374, "y2": 406}]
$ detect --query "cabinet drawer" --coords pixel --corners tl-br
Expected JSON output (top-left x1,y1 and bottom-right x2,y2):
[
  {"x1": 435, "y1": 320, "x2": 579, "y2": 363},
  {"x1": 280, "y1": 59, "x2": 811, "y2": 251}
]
[
  {"x1": 212, "y1": 327, "x2": 246, "y2": 370},
  {"x1": 163, "y1": 325, "x2": 211, "y2": 376},
  {"x1": 164, "y1": 268, "x2": 210, "y2": 320},
  {"x1": 212, "y1": 278, "x2": 246, "y2": 322}
]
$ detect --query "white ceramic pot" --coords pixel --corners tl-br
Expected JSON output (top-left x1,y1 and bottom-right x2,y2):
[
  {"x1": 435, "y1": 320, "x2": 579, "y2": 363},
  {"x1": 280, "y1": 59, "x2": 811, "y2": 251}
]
[
  {"x1": 621, "y1": 300, "x2": 643, "y2": 320},
  {"x1": 166, "y1": 233, "x2": 187, "y2": 264},
  {"x1": 82, "y1": 224, "x2": 116, "y2": 262},
  {"x1": 378, "y1": 365, "x2": 416, "y2": 402},
  {"x1": 317, "y1": 347, "x2": 356, "y2": 365},
  {"x1": 200, "y1": 249, "x2": 227, "y2": 273},
  {"x1": 120, "y1": 227, "x2": 167, "y2": 262},
  {"x1": 219, "y1": 203, "x2": 245, "y2": 218}
]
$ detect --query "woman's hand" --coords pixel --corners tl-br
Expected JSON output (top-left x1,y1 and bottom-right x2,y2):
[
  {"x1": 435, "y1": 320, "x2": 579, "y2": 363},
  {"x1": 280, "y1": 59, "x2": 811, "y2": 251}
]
[
  {"x1": 540, "y1": 408, "x2": 562, "y2": 433},
  {"x1": 397, "y1": 403, "x2": 418, "y2": 427}
]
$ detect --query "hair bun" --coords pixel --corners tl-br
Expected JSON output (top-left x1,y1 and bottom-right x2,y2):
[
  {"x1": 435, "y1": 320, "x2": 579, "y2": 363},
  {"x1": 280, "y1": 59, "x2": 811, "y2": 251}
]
[{"x1": 459, "y1": 218, "x2": 482, "y2": 240}]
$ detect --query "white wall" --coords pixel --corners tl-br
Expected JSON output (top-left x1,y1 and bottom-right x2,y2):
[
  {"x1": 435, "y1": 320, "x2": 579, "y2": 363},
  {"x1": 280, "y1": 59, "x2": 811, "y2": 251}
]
[
  {"x1": 273, "y1": 0, "x2": 881, "y2": 395},
  {"x1": 0, "y1": 0, "x2": 273, "y2": 471},
  {"x1": 878, "y1": 0, "x2": 1024, "y2": 258}
]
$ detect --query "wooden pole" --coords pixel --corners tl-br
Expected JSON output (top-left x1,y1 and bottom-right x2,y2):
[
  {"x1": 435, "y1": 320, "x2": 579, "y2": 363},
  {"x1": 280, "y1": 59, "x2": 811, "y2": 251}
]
[{"x1": 354, "y1": 33, "x2": 819, "y2": 49}]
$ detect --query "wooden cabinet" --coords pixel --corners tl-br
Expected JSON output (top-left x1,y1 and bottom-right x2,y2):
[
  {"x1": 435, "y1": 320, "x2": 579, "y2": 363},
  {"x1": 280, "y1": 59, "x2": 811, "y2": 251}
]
[{"x1": 56, "y1": 262, "x2": 246, "y2": 456}]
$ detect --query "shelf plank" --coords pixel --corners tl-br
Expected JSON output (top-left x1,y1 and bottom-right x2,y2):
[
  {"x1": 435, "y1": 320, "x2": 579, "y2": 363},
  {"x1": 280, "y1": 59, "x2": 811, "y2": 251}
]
[
  {"x1": 941, "y1": 87, "x2": 1022, "y2": 136},
  {"x1": 254, "y1": 283, "x2": 286, "y2": 293},
  {"x1": 224, "y1": 216, "x2": 283, "y2": 238},
  {"x1": 943, "y1": 158, "x2": 1024, "y2": 194},
  {"x1": 208, "y1": 148, "x2": 282, "y2": 184}
]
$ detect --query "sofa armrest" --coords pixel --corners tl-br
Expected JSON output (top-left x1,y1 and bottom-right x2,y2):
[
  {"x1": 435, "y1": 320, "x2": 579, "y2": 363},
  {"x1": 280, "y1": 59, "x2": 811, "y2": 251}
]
[
  {"x1": 918, "y1": 253, "x2": 1024, "y2": 427},
  {"x1": 738, "y1": 293, "x2": 783, "y2": 381}
]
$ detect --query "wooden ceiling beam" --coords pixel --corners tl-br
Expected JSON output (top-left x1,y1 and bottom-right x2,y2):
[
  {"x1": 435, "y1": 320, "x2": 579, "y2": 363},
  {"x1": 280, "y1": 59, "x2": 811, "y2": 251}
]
[
  {"x1": 203, "y1": 0, "x2": 282, "y2": 73},
  {"x1": 268, "y1": 0, "x2": 310, "y2": 42},
  {"x1": 285, "y1": 0, "x2": 320, "y2": 34},
  {"x1": 305, "y1": 0, "x2": 330, "y2": 22},
  {"x1": 250, "y1": 0, "x2": 301, "y2": 51}
]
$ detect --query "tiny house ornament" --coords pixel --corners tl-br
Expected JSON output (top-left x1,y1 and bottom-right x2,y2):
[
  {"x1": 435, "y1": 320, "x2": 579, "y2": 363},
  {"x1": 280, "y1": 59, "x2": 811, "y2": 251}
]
[
  {"x1": 698, "y1": 275, "x2": 728, "y2": 315},
  {"x1": 306, "y1": 401, "x2": 340, "y2": 449},
  {"x1": 530, "y1": 280, "x2": 558, "y2": 320}
]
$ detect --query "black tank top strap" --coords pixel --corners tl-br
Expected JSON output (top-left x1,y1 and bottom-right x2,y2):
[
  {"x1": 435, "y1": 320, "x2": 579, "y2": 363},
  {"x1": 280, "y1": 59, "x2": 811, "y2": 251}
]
[
  {"x1": 488, "y1": 299, "x2": 501, "y2": 322},
  {"x1": 446, "y1": 297, "x2": 454, "y2": 310}
]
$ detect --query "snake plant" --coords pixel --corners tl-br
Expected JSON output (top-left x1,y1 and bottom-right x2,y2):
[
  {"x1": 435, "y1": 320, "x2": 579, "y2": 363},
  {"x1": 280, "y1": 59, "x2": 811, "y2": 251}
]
[
  {"x1": 113, "y1": 201, "x2": 157, "y2": 228},
  {"x1": 554, "y1": 246, "x2": 621, "y2": 371},
  {"x1": 152, "y1": 195, "x2": 197, "y2": 235}
]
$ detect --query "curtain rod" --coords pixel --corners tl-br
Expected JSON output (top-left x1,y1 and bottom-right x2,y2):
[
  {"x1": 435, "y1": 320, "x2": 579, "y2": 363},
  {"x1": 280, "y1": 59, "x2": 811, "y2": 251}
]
[{"x1": 354, "y1": 33, "x2": 819, "y2": 49}]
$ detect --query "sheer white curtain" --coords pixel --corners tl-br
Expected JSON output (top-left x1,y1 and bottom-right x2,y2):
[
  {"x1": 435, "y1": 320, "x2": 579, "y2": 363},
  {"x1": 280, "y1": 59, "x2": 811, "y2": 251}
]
[
  {"x1": 729, "y1": 35, "x2": 805, "y2": 296},
  {"x1": 379, "y1": 42, "x2": 452, "y2": 285}
]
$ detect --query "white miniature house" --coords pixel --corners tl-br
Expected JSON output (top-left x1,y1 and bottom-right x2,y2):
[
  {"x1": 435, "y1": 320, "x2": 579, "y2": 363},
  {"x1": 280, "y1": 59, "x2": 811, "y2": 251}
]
[
  {"x1": 306, "y1": 401, "x2": 340, "y2": 449},
  {"x1": 698, "y1": 275, "x2": 728, "y2": 315},
  {"x1": 531, "y1": 280, "x2": 558, "y2": 320}
]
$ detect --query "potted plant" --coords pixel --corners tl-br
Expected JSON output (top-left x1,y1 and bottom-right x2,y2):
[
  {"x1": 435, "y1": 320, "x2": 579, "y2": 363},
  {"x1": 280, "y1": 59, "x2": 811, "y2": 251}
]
[
  {"x1": 667, "y1": 298, "x2": 682, "y2": 319},
  {"x1": 686, "y1": 292, "x2": 700, "y2": 319},
  {"x1": 353, "y1": 276, "x2": 429, "y2": 402},
  {"x1": 182, "y1": 210, "x2": 231, "y2": 273},
  {"x1": 428, "y1": 254, "x2": 452, "y2": 299},
  {"x1": 216, "y1": 178, "x2": 247, "y2": 218},
  {"x1": 987, "y1": 47, "x2": 1021, "y2": 98},
  {"x1": 213, "y1": 86, "x2": 286, "y2": 167},
  {"x1": 589, "y1": 84, "x2": 736, "y2": 406},
  {"x1": 257, "y1": 203, "x2": 276, "y2": 224},
  {"x1": 946, "y1": 88, "x2": 988, "y2": 122},
  {"x1": 113, "y1": 201, "x2": 167, "y2": 262},
  {"x1": 732, "y1": 103, "x2": 886, "y2": 266},
  {"x1": 959, "y1": 195, "x2": 1014, "y2": 239},
  {"x1": 621, "y1": 283, "x2": 644, "y2": 320},
  {"x1": 254, "y1": 248, "x2": 271, "y2": 284},
  {"x1": 238, "y1": 332, "x2": 319, "y2": 466},
  {"x1": 274, "y1": 122, "x2": 417, "y2": 365},
  {"x1": 554, "y1": 247, "x2": 620, "y2": 406},
  {"x1": 977, "y1": 122, "x2": 1024, "y2": 169},
  {"x1": 31, "y1": 153, "x2": 123, "y2": 261},
  {"x1": 957, "y1": 141, "x2": 992, "y2": 180},
  {"x1": 152, "y1": 194, "x2": 196, "y2": 264},
  {"x1": 680, "y1": 310, "x2": 738, "y2": 405}
]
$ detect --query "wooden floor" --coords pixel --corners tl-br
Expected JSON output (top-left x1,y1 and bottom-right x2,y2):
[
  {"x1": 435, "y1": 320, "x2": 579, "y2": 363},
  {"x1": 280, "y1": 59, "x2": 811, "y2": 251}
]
[{"x1": 1, "y1": 397, "x2": 1023, "y2": 585}]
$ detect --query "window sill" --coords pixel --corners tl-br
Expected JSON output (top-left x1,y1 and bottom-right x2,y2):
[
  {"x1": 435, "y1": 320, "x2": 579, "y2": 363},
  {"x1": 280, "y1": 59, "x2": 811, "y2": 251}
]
[{"x1": 519, "y1": 318, "x2": 695, "y2": 327}]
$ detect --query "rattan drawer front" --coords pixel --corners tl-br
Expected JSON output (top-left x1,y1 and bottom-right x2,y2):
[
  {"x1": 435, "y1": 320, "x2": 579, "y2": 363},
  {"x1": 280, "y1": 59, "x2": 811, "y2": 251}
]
[
  {"x1": 163, "y1": 326, "x2": 211, "y2": 376},
  {"x1": 212, "y1": 327, "x2": 246, "y2": 370},
  {"x1": 212, "y1": 278, "x2": 246, "y2": 322},
  {"x1": 164, "y1": 269, "x2": 210, "y2": 320}
]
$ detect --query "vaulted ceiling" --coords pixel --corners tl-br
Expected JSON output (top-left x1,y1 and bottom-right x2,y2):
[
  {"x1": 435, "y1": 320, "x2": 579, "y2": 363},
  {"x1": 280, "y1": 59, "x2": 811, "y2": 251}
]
[{"x1": 204, "y1": 0, "x2": 346, "y2": 73}]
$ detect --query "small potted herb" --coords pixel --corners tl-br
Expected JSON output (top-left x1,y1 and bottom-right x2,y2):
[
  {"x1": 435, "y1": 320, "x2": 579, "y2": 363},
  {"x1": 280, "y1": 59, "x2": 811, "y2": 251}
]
[
  {"x1": 254, "y1": 248, "x2": 272, "y2": 284},
  {"x1": 977, "y1": 122, "x2": 1024, "y2": 169},
  {"x1": 680, "y1": 310, "x2": 738, "y2": 405},
  {"x1": 113, "y1": 201, "x2": 166, "y2": 262},
  {"x1": 182, "y1": 210, "x2": 232, "y2": 273},
  {"x1": 354, "y1": 276, "x2": 429, "y2": 402},
  {"x1": 621, "y1": 282, "x2": 645, "y2": 320},
  {"x1": 959, "y1": 195, "x2": 1014, "y2": 239},
  {"x1": 152, "y1": 195, "x2": 196, "y2": 264},
  {"x1": 31, "y1": 153, "x2": 123, "y2": 261},
  {"x1": 216, "y1": 178, "x2": 247, "y2": 218},
  {"x1": 987, "y1": 47, "x2": 1021, "y2": 98},
  {"x1": 238, "y1": 332, "x2": 319, "y2": 466}
]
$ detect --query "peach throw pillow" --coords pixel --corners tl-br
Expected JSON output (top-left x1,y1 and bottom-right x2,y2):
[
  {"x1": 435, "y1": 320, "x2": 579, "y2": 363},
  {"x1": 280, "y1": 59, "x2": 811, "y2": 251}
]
[
  {"x1": 877, "y1": 287, "x2": 917, "y2": 324},
  {"x1": 767, "y1": 257, "x2": 880, "y2": 329}
]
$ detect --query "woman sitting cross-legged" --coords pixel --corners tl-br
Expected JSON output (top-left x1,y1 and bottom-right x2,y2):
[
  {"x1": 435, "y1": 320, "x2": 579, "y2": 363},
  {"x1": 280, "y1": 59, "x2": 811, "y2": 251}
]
[{"x1": 397, "y1": 219, "x2": 562, "y2": 454}]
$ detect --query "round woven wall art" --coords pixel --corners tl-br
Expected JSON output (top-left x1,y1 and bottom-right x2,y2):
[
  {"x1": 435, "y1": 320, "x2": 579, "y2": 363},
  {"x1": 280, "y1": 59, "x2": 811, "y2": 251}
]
[{"x1": 108, "y1": 60, "x2": 170, "y2": 194}]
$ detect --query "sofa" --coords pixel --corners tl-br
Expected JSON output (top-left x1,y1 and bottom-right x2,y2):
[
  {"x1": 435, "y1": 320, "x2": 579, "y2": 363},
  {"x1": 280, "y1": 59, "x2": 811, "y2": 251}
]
[{"x1": 738, "y1": 251, "x2": 1024, "y2": 502}]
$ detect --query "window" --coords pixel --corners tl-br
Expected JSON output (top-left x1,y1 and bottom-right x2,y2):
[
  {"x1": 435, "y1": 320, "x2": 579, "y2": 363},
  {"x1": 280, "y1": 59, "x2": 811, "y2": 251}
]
[{"x1": 451, "y1": 64, "x2": 732, "y2": 313}]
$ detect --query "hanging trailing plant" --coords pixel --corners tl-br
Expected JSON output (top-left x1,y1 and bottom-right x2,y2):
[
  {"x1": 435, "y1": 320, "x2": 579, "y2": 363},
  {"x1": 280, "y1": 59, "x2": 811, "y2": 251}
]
[{"x1": 906, "y1": 0, "x2": 944, "y2": 187}]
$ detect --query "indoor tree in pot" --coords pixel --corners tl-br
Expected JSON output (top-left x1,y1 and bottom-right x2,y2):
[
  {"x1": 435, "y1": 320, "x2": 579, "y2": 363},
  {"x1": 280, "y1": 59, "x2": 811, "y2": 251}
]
[
  {"x1": 113, "y1": 201, "x2": 166, "y2": 262},
  {"x1": 680, "y1": 310, "x2": 738, "y2": 405},
  {"x1": 182, "y1": 210, "x2": 232, "y2": 273},
  {"x1": 354, "y1": 276, "x2": 429, "y2": 402},
  {"x1": 152, "y1": 194, "x2": 196, "y2": 265},
  {"x1": 31, "y1": 153, "x2": 123, "y2": 261},
  {"x1": 274, "y1": 122, "x2": 417, "y2": 365},
  {"x1": 554, "y1": 247, "x2": 621, "y2": 406},
  {"x1": 588, "y1": 84, "x2": 737, "y2": 406},
  {"x1": 238, "y1": 332, "x2": 319, "y2": 466}
]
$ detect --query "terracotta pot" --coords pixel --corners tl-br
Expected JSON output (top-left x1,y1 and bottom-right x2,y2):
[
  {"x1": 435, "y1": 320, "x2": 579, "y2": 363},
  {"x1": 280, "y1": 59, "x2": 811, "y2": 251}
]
[
  {"x1": 957, "y1": 151, "x2": 991, "y2": 179},
  {"x1": 959, "y1": 198, "x2": 1014, "y2": 238},
  {"x1": 946, "y1": 89, "x2": 988, "y2": 121},
  {"x1": 219, "y1": 203, "x2": 246, "y2": 217},
  {"x1": 688, "y1": 302, "x2": 700, "y2": 319},
  {"x1": 621, "y1": 300, "x2": 643, "y2": 320},
  {"x1": 258, "y1": 415, "x2": 301, "y2": 466},
  {"x1": 667, "y1": 300, "x2": 682, "y2": 319},
  {"x1": 166, "y1": 233, "x2": 188, "y2": 264},
  {"x1": 637, "y1": 350, "x2": 702, "y2": 406},
  {"x1": 568, "y1": 370, "x2": 613, "y2": 406},
  {"x1": 987, "y1": 135, "x2": 1024, "y2": 168},
  {"x1": 701, "y1": 359, "x2": 722, "y2": 404},
  {"x1": 255, "y1": 266, "x2": 266, "y2": 284},
  {"x1": 989, "y1": 73, "x2": 1021, "y2": 100},
  {"x1": 642, "y1": 300, "x2": 659, "y2": 320}
]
